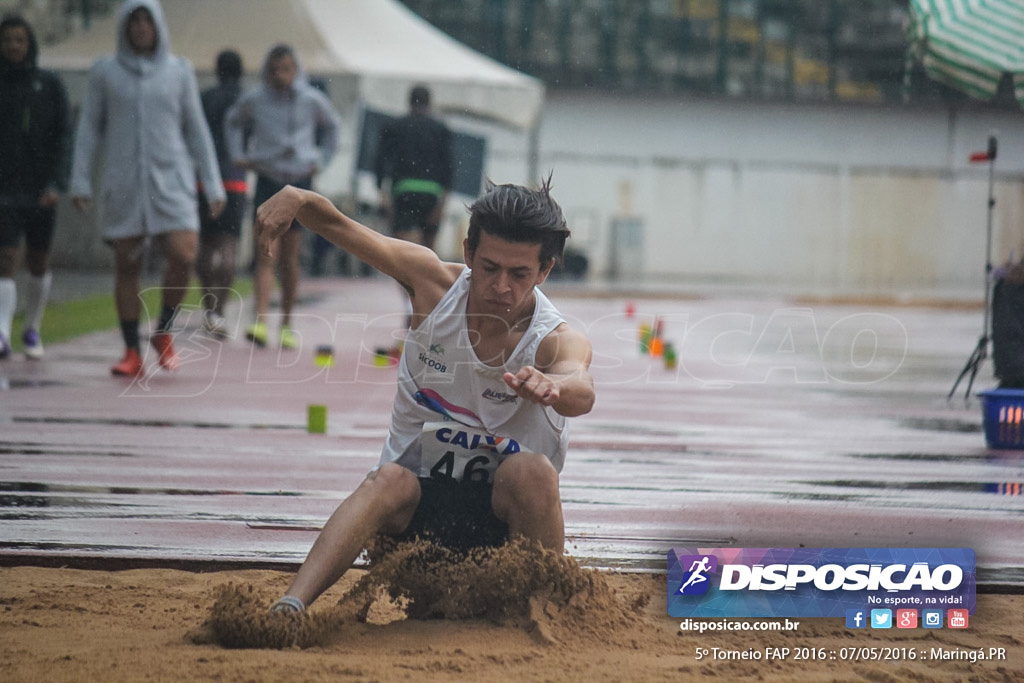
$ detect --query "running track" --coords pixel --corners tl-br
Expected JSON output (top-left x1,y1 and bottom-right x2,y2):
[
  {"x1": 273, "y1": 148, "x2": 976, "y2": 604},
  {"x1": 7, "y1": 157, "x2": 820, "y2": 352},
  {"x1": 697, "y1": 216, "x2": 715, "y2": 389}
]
[{"x1": 1, "y1": 278, "x2": 1021, "y2": 586}]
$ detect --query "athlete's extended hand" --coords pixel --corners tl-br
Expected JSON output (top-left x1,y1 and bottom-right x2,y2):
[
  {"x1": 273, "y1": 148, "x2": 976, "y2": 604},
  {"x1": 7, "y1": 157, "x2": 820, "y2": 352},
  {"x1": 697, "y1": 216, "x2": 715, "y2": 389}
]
[
  {"x1": 503, "y1": 366, "x2": 559, "y2": 407},
  {"x1": 255, "y1": 186, "x2": 303, "y2": 257}
]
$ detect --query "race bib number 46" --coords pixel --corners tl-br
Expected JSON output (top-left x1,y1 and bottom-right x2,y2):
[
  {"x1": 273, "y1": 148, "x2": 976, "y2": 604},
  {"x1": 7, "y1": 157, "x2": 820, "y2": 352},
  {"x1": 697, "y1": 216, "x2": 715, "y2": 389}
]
[{"x1": 419, "y1": 422, "x2": 525, "y2": 483}]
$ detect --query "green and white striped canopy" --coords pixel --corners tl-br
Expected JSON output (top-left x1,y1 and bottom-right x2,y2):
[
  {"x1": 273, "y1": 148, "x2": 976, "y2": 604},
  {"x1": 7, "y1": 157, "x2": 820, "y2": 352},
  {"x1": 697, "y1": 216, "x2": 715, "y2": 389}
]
[{"x1": 906, "y1": 0, "x2": 1024, "y2": 106}]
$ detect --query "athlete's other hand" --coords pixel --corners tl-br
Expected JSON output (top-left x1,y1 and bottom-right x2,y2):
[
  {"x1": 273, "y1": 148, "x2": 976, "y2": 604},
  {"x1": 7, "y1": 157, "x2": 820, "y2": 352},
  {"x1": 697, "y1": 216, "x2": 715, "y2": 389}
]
[{"x1": 503, "y1": 366, "x2": 559, "y2": 407}]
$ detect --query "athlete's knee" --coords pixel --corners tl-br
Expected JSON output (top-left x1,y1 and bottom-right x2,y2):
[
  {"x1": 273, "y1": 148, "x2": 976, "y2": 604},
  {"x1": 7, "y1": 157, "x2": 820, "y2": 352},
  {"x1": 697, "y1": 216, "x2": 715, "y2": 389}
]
[
  {"x1": 366, "y1": 463, "x2": 418, "y2": 494},
  {"x1": 364, "y1": 464, "x2": 421, "y2": 524},
  {"x1": 493, "y1": 452, "x2": 560, "y2": 510},
  {"x1": 496, "y1": 451, "x2": 558, "y2": 484}
]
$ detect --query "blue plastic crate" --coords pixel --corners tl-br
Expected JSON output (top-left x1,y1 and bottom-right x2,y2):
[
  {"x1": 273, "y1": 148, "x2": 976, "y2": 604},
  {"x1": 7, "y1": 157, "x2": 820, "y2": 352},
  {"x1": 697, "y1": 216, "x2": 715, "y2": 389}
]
[{"x1": 978, "y1": 388, "x2": 1024, "y2": 449}]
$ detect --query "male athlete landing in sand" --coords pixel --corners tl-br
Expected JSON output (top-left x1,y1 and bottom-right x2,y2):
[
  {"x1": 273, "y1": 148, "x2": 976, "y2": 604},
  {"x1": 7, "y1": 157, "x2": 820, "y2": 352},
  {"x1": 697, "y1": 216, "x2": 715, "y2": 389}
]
[{"x1": 255, "y1": 177, "x2": 595, "y2": 613}]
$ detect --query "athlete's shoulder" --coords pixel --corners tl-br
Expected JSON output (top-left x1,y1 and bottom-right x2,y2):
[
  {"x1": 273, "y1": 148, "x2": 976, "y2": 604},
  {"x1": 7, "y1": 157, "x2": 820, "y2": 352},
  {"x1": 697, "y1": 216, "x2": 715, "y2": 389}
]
[
  {"x1": 537, "y1": 321, "x2": 592, "y2": 369},
  {"x1": 432, "y1": 261, "x2": 467, "y2": 293}
]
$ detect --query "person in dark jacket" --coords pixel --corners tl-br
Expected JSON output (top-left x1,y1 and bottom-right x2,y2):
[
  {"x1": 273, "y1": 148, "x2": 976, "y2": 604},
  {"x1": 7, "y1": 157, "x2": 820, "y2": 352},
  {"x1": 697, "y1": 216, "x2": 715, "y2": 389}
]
[
  {"x1": 0, "y1": 14, "x2": 70, "y2": 360},
  {"x1": 375, "y1": 85, "x2": 454, "y2": 253},
  {"x1": 197, "y1": 49, "x2": 246, "y2": 339}
]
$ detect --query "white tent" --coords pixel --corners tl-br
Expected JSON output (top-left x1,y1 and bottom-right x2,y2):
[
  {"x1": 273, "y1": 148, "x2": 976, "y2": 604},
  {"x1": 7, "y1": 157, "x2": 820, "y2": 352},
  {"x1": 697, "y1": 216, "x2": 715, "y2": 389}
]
[{"x1": 41, "y1": 0, "x2": 544, "y2": 131}]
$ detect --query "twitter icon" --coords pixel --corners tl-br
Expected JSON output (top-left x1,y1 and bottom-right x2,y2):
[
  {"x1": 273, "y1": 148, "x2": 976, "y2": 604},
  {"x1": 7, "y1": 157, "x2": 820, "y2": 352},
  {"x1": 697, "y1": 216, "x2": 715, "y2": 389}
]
[{"x1": 870, "y1": 609, "x2": 892, "y2": 629}]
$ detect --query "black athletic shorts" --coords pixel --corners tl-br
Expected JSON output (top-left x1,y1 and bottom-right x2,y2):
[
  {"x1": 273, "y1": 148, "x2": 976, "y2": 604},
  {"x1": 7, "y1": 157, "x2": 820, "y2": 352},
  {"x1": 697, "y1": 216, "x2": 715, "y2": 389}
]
[
  {"x1": 0, "y1": 206, "x2": 57, "y2": 251},
  {"x1": 390, "y1": 476, "x2": 510, "y2": 554},
  {"x1": 392, "y1": 192, "x2": 440, "y2": 244},
  {"x1": 199, "y1": 189, "x2": 246, "y2": 240}
]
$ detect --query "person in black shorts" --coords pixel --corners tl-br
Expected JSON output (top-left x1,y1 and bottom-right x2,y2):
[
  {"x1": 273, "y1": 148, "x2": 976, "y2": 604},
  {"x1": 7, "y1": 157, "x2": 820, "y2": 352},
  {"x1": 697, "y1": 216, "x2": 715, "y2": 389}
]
[
  {"x1": 255, "y1": 178, "x2": 595, "y2": 614},
  {"x1": 389, "y1": 476, "x2": 511, "y2": 554},
  {"x1": 0, "y1": 15, "x2": 70, "y2": 360},
  {"x1": 197, "y1": 49, "x2": 246, "y2": 339},
  {"x1": 375, "y1": 85, "x2": 454, "y2": 332},
  {"x1": 375, "y1": 85, "x2": 454, "y2": 253}
]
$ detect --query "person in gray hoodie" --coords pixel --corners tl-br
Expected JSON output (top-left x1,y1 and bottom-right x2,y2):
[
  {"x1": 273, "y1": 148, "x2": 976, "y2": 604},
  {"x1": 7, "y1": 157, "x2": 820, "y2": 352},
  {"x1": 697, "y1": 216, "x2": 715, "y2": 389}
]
[
  {"x1": 70, "y1": 0, "x2": 224, "y2": 377},
  {"x1": 225, "y1": 43, "x2": 340, "y2": 350}
]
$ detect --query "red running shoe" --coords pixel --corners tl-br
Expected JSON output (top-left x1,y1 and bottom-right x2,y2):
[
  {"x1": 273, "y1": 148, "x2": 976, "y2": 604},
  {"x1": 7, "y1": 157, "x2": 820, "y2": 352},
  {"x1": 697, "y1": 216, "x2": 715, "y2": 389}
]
[
  {"x1": 111, "y1": 348, "x2": 144, "y2": 377},
  {"x1": 150, "y1": 332, "x2": 180, "y2": 371}
]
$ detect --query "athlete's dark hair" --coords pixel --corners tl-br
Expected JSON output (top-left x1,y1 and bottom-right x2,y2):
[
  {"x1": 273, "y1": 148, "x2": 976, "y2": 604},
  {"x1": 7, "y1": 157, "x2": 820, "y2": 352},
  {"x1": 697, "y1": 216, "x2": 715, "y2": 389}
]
[{"x1": 466, "y1": 174, "x2": 570, "y2": 266}]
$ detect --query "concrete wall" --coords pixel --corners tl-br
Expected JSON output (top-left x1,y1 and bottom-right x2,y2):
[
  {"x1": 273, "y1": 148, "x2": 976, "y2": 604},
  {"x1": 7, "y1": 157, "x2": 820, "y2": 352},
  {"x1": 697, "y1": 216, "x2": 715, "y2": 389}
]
[{"x1": 475, "y1": 91, "x2": 1024, "y2": 299}]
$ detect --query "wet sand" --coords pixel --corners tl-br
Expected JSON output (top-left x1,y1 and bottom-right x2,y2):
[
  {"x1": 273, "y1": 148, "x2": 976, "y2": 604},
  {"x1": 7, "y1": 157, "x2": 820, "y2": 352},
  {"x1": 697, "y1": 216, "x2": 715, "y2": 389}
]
[{"x1": 2, "y1": 548, "x2": 1021, "y2": 682}]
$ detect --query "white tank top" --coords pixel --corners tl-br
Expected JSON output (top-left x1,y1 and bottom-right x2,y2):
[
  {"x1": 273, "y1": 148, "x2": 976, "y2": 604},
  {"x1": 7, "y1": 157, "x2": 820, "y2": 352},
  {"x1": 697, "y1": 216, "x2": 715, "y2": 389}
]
[{"x1": 378, "y1": 268, "x2": 570, "y2": 475}]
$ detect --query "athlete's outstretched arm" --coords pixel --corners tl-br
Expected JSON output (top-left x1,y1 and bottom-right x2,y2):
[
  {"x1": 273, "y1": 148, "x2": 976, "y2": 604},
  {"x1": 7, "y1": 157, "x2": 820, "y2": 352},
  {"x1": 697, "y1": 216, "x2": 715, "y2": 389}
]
[
  {"x1": 503, "y1": 324, "x2": 595, "y2": 417},
  {"x1": 256, "y1": 186, "x2": 459, "y2": 303}
]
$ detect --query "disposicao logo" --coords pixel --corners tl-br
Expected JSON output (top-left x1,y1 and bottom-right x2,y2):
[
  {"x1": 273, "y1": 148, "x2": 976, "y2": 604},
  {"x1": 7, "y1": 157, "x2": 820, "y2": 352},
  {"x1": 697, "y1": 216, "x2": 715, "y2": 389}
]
[
  {"x1": 667, "y1": 548, "x2": 975, "y2": 619},
  {"x1": 675, "y1": 555, "x2": 718, "y2": 596}
]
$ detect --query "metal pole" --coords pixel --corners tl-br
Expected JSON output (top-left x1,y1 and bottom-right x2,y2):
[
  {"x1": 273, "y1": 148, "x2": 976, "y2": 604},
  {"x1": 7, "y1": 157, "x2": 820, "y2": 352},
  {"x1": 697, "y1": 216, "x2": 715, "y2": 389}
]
[
  {"x1": 948, "y1": 135, "x2": 998, "y2": 402},
  {"x1": 982, "y1": 138, "x2": 997, "y2": 352}
]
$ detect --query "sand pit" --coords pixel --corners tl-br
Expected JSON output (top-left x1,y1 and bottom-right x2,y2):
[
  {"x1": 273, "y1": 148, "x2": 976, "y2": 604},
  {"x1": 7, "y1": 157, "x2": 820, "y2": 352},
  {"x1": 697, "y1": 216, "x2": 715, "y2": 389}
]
[
  {"x1": 2, "y1": 553, "x2": 1022, "y2": 682},
  {"x1": 199, "y1": 538, "x2": 637, "y2": 650}
]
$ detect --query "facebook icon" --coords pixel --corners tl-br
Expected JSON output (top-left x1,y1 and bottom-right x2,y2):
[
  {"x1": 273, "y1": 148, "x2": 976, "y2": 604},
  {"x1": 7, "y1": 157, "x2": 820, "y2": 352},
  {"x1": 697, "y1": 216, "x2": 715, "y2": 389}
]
[{"x1": 845, "y1": 609, "x2": 866, "y2": 629}]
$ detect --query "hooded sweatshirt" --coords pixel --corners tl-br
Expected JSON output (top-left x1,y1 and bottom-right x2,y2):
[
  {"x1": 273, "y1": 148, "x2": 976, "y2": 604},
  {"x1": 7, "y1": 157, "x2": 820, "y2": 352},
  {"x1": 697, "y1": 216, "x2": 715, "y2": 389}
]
[
  {"x1": 224, "y1": 46, "x2": 340, "y2": 185},
  {"x1": 70, "y1": 0, "x2": 224, "y2": 238},
  {"x1": 0, "y1": 17, "x2": 70, "y2": 206}
]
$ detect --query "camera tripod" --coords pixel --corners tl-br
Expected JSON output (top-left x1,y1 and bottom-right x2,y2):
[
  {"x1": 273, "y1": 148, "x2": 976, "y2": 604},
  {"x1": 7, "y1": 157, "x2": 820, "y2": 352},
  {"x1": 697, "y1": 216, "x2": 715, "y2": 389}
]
[{"x1": 948, "y1": 135, "x2": 998, "y2": 403}]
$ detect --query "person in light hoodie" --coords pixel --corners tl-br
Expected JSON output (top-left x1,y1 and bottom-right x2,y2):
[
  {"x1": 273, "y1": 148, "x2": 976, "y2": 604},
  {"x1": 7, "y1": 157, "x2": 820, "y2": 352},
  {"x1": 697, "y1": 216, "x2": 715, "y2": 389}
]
[
  {"x1": 71, "y1": 0, "x2": 224, "y2": 378},
  {"x1": 225, "y1": 43, "x2": 340, "y2": 351}
]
